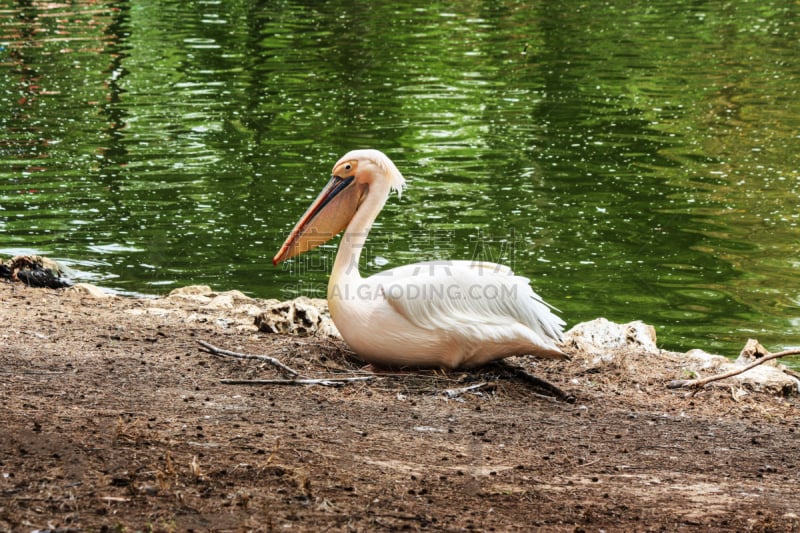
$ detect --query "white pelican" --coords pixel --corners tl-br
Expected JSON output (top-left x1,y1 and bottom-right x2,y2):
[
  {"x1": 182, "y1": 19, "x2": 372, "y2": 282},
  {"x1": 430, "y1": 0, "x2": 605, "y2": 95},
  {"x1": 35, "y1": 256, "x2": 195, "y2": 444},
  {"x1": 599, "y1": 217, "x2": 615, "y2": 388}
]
[{"x1": 273, "y1": 149, "x2": 566, "y2": 369}]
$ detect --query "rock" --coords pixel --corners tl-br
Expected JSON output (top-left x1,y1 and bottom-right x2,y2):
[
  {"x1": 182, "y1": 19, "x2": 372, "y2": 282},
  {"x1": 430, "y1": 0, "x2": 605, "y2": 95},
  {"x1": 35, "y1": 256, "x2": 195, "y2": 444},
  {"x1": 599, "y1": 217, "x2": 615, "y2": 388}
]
[
  {"x1": 168, "y1": 285, "x2": 213, "y2": 297},
  {"x1": 138, "y1": 286, "x2": 264, "y2": 332},
  {"x1": 678, "y1": 344, "x2": 800, "y2": 396},
  {"x1": 1, "y1": 255, "x2": 71, "y2": 289},
  {"x1": 166, "y1": 286, "x2": 255, "y2": 308},
  {"x1": 37, "y1": 256, "x2": 64, "y2": 274},
  {"x1": 219, "y1": 289, "x2": 254, "y2": 303},
  {"x1": 565, "y1": 318, "x2": 659, "y2": 358},
  {"x1": 317, "y1": 317, "x2": 341, "y2": 338},
  {"x1": 66, "y1": 283, "x2": 112, "y2": 298},
  {"x1": 563, "y1": 319, "x2": 799, "y2": 396},
  {"x1": 735, "y1": 338, "x2": 776, "y2": 366},
  {"x1": 201, "y1": 294, "x2": 235, "y2": 310},
  {"x1": 729, "y1": 364, "x2": 799, "y2": 396},
  {"x1": 728, "y1": 339, "x2": 799, "y2": 394},
  {"x1": 683, "y1": 349, "x2": 728, "y2": 370},
  {"x1": 238, "y1": 304, "x2": 266, "y2": 317},
  {"x1": 166, "y1": 285, "x2": 213, "y2": 305},
  {"x1": 255, "y1": 297, "x2": 339, "y2": 337}
]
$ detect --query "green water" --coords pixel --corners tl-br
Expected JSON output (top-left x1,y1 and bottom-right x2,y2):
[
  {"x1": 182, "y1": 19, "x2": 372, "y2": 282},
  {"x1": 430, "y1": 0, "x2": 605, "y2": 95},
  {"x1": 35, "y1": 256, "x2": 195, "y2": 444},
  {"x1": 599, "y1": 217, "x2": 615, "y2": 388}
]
[{"x1": 1, "y1": 0, "x2": 799, "y2": 356}]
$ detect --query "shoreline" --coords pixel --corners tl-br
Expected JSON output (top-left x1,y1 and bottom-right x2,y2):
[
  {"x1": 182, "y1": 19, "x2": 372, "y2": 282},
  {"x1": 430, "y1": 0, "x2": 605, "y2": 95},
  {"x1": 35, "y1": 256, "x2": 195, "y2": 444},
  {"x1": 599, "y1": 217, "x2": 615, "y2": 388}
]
[{"x1": 2, "y1": 279, "x2": 800, "y2": 531}]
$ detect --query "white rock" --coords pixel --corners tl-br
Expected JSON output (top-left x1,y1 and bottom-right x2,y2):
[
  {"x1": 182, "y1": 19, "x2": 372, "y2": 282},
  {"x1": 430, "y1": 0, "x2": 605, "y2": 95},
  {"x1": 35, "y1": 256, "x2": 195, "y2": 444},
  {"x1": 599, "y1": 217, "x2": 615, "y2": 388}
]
[
  {"x1": 217, "y1": 289, "x2": 254, "y2": 303},
  {"x1": 684, "y1": 349, "x2": 728, "y2": 370},
  {"x1": 254, "y1": 297, "x2": 338, "y2": 337},
  {"x1": 565, "y1": 318, "x2": 659, "y2": 358},
  {"x1": 730, "y1": 364, "x2": 799, "y2": 394},
  {"x1": 675, "y1": 345, "x2": 800, "y2": 395},
  {"x1": 170, "y1": 294, "x2": 212, "y2": 305},
  {"x1": 318, "y1": 319, "x2": 341, "y2": 338},
  {"x1": 66, "y1": 283, "x2": 113, "y2": 298},
  {"x1": 169, "y1": 285, "x2": 213, "y2": 296},
  {"x1": 201, "y1": 294, "x2": 235, "y2": 310},
  {"x1": 238, "y1": 304, "x2": 266, "y2": 317}
]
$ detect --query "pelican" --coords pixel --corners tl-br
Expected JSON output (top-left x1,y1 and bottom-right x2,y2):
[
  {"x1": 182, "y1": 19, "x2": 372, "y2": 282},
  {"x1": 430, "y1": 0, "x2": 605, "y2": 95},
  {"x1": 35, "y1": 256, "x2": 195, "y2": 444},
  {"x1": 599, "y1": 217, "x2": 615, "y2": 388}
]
[{"x1": 273, "y1": 149, "x2": 566, "y2": 369}]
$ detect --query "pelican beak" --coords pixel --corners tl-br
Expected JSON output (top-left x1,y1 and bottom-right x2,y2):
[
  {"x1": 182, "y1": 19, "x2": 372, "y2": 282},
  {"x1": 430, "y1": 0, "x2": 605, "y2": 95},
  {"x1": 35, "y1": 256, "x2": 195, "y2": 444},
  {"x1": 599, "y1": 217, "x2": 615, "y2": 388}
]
[{"x1": 273, "y1": 175, "x2": 366, "y2": 265}]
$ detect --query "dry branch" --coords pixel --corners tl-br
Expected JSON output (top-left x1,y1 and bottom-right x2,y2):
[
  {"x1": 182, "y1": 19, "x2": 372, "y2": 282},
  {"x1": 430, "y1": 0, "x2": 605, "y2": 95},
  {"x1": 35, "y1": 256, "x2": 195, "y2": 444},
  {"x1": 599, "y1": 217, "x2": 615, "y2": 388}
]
[
  {"x1": 199, "y1": 339, "x2": 377, "y2": 388},
  {"x1": 221, "y1": 377, "x2": 375, "y2": 386},
  {"x1": 199, "y1": 339, "x2": 574, "y2": 398},
  {"x1": 442, "y1": 382, "x2": 493, "y2": 399},
  {"x1": 197, "y1": 340, "x2": 300, "y2": 377},
  {"x1": 667, "y1": 347, "x2": 800, "y2": 390}
]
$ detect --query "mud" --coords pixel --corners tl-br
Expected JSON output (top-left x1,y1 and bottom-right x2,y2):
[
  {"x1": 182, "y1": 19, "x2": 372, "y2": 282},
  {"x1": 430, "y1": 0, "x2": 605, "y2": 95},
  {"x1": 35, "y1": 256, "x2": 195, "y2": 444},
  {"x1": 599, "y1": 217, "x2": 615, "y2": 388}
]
[{"x1": 1, "y1": 281, "x2": 799, "y2": 532}]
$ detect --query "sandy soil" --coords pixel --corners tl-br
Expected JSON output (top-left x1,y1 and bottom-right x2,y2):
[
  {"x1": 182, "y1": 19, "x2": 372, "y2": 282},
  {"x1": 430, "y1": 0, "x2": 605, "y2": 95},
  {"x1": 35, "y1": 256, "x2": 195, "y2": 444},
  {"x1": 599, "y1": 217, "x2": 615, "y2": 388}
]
[{"x1": 1, "y1": 280, "x2": 799, "y2": 532}]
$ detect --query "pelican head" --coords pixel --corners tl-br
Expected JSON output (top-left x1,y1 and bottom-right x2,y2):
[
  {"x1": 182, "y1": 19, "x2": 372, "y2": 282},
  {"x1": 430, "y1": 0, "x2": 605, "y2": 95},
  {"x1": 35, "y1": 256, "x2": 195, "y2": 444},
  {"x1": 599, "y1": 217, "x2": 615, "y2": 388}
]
[{"x1": 273, "y1": 149, "x2": 405, "y2": 265}]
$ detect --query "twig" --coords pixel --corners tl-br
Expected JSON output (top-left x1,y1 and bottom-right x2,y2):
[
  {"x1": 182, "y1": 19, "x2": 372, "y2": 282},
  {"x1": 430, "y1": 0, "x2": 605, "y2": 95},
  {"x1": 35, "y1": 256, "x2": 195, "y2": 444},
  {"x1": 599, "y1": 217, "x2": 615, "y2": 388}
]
[
  {"x1": 199, "y1": 340, "x2": 376, "y2": 388},
  {"x1": 0, "y1": 371, "x2": 64, "y2": 375},
  {"x1": 99, "y1": 496, "x2": 131, "y2": 503},
  {"x1": 197, "y1": 340, "x2": 300, "y2": 377},
  {"x1": 221, "y1": 377, "x2": 374, "y2": 386},
  {"x1": 667, "y1": 348, "x2": 800, "y2": 390},
  {"x1": 199, "y1": 339, "x2": 581, "y2": 398},
  {"x1": 442, "y1": 382, "x2": 493, "y2": 399}
]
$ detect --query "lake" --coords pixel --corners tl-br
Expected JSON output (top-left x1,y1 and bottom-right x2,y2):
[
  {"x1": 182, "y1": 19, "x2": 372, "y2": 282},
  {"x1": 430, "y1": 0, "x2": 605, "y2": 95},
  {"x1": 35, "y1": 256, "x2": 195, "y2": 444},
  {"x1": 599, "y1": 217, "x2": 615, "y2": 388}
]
[{"x1": 1, "y1": 0, "x2": 798, "y2": 357}]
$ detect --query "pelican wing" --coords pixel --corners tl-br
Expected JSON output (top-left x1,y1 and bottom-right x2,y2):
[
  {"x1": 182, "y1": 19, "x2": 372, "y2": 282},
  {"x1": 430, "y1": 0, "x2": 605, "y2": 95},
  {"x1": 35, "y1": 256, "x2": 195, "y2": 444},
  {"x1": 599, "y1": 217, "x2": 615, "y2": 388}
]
[{"x1": 375, "y1": 260, "x2": 565, "y2": 345}]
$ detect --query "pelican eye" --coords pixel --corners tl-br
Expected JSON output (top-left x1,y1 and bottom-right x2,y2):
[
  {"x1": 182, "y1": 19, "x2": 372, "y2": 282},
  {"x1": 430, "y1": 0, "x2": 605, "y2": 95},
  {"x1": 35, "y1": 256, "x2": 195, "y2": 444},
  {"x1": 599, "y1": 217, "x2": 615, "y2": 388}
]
[{"x1": 345, "y1": 164, "x2": 352, "y2": 170}]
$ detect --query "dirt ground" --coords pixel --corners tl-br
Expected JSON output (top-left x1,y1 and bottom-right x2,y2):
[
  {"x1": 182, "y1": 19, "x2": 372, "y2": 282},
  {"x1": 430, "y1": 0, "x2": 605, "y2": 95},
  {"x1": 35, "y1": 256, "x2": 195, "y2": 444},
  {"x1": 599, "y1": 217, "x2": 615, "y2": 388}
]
[{"x1": 1, "y1": 280, "x2": 799, "y2": 532}]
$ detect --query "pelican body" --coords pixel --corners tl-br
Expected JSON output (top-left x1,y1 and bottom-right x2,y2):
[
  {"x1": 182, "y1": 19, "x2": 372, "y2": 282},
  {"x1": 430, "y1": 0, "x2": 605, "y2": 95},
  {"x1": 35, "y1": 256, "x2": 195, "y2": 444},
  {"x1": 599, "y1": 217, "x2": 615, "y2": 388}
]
[{"x1": 273, "y1": 149, "x2": 566, "y2": 369}]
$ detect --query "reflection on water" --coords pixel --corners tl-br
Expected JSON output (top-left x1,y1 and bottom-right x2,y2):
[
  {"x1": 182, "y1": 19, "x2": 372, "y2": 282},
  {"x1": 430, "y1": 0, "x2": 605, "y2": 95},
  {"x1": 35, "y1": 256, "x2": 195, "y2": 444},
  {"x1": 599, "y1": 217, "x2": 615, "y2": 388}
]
[{"x1": 1, "y1": 0, "x2": 799, "y2": 356}]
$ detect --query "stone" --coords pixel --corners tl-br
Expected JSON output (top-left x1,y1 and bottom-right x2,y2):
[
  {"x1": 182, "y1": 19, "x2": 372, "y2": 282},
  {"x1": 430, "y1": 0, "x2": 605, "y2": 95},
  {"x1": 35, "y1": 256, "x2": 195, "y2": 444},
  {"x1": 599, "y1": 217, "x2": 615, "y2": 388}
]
[
  {"x1": 166, "y1": 285, "x2": 213, "y2": 305},
  {"x1": 735, "y1": 338, "x2": 776, "y2": 366},
  {"x1": 679, "y1": 344, "x2": 800, "y2": 396},
  {"x1": 201, "y1": 294, "x2": 235, "y2": 310},
  {"x1": 255, "y1": 297, "x2": 338, "y2": 337},
  {"x1": 168, "y1": 285, "x2": 213, "y2": 297},
  {"x1": 565, "y1": 318, "x2": 659, "y2": 358},
  {"x1": 728, "y1": 364, "x2": 799, "y2": 395},
  {"x1": 683, "y1": 349, "x2": 728, "y2": 370},
  {"x1": 66, "y1": 283, "x2": 112, "y2": 298},
  {"x1": 2, "y1": 255, "x2": 71, "y2": 289},
  {"x1": 217, "y1": 289, "x2": 254, "y2": 303}
]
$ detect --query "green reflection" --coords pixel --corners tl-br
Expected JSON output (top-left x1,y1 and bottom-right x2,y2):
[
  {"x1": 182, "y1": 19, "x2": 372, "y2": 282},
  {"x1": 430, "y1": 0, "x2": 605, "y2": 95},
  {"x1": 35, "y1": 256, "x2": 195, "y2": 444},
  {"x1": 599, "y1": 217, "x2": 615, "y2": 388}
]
[{"x1": 0, "y1": 0, "x2": 798, "y2": 357}]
